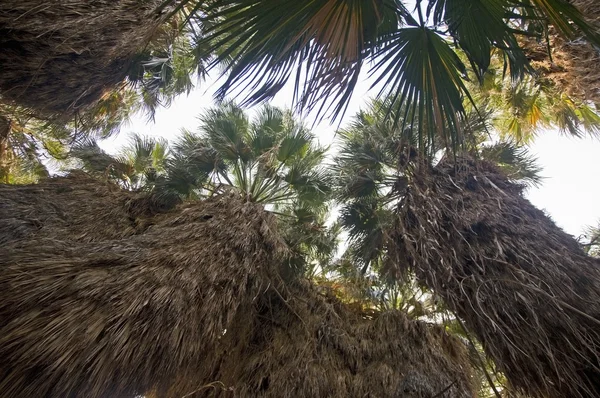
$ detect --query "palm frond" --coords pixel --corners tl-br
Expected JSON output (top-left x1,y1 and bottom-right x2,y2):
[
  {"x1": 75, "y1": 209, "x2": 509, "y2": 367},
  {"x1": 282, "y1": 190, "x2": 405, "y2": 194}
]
[
  {"x1": 370, "y1": 26, "x2": 474, "y2": 155},
  {"x1": 191, "y1": 0, "x2": 600, "y2": 154},
  {"x1": 478, "y1": 141, "x2": 544, "y2": 186},
  {"x1": 200, "y1": 102, "x2": 251, "y2": 161}
]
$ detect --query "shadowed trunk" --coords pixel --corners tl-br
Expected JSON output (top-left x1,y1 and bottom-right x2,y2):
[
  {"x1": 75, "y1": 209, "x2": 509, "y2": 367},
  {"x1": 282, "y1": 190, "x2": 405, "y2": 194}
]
[
  {"x1": 392, "y1": 158, "x2": 600, "y2": 398},
  {"x1": 0, "y1": 0, "x2": 165, "y2": 116},
  {"x1": 0, "y1": 116, "x2": 11, "y2": 182}
]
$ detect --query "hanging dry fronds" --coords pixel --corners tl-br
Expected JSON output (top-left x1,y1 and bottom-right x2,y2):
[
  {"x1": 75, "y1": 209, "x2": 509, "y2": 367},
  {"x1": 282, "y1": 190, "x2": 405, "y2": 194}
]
[{"x1": 392, "y1": 157, "x2": 600, "y2": 397}]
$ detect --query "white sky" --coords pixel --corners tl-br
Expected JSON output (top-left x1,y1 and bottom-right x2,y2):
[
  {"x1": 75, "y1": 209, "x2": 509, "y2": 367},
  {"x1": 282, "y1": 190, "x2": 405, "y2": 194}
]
[{"x1": 100, "y1": 74, "x2": 600, "y2": 238}]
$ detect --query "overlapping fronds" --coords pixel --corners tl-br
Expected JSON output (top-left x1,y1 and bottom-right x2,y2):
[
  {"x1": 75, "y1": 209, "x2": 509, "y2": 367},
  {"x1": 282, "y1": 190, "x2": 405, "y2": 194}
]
[
  {"x1": 391, "y1": 157, "x2": 600, "y2": 397},
  {"x1": 194, "y1": 0, "x2": 600, "y2": 155},
  {"x1": 0, "y1": 175, "x2": 475, "y2": 397}
]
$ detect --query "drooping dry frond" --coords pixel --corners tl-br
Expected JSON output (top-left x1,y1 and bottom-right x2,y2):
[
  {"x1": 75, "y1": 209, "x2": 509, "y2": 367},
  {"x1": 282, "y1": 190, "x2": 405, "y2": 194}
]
[
  {"x1": 0, "y1": 0, "x2": 164, "y2": 115},
  {"x1": 0, "y1": 175, "x2": 475, "y2": 398},
  {"x1": 523, "y1": 0, "x2": 600, "y2": 105},
  {"x1": 392, "y1": 158, "x2": 600, "y2": 398}
]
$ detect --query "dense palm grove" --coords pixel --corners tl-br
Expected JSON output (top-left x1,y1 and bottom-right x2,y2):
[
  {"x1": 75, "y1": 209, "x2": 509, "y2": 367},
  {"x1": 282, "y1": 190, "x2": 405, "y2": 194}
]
[{"x1": 1, "y1": 0, "x2": 600, "y2": 397}]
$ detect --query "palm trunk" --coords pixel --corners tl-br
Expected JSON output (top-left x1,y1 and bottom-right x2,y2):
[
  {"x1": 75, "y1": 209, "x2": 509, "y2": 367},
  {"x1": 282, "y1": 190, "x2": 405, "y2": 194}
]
[
  {"x1": 0, "y1": 175, "x2": 475, "y2": 398},
  {"x1": 393, "y1": 158, "x2": 600, "y2": 398},
  {"x1": 0, "y1": 0, "x2": 165, "y2": 116}
]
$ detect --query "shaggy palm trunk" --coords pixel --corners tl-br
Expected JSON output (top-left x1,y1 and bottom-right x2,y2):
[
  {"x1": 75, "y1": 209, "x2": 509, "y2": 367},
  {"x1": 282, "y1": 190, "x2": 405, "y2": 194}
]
[
  {"x1": 0, "y1": 175, "x2": 476, "y2": 398},
  {"x1": 524, "y1": 0, "x2": 600, "y2": 105},
  {"x1": 0, "y1": 0, "x2": 164, "y2": 115},
  {"x1": 392, "y1": 158, "x2": 600, "y2": 398}
]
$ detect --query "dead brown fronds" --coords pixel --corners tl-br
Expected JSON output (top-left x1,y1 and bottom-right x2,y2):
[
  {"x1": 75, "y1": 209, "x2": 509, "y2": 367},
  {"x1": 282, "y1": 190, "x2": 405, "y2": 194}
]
[
  {"x1": 523, "y1": 0, "x2": 600, "y2": 105},
  {"x1": 391, "y1": 157, "x2": 600, "y2": 397},
  {"x1": 0, "y1": 0, "x2": 165, "y2": 115},
  {"x1": 0, "y1": 175, "x2": 475, "y2": 398}
]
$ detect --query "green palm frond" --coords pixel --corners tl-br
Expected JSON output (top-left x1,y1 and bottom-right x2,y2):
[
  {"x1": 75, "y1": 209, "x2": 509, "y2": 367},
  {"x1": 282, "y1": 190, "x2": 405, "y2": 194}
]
[
  {"x1": 199, "y1": 0, "x2": 403, "y2": 111},
  {"x1": 427, "y1": 0, "x2": 530, "y2": 81},
  {"x1": 372, "y1": 26, "x2": 478, "y2": 154},
  {"x1": 200, "y1": 102, "x2": 251, "y2": 161},
  {"x1": 249, "y1": 105, "x2": 286, "y2": 156},
  {"x1": 70, "y1": 140, "x2": 132, "y2": 181},
  {"x1": 277, "y1": 126, "x2": 312, "y2": 163},
  {"x1": 161, "y1": 102, "x2": 331, "y2": 208},
  {"x1": 478, "y1": 141, "x2": 544, "y2": 186},
  {"x1": 71, "y1": 134, "x2": 170, "y2": 190},
  {"x1": 190, "y1": 0, "x2": 600, "y2": 153}
]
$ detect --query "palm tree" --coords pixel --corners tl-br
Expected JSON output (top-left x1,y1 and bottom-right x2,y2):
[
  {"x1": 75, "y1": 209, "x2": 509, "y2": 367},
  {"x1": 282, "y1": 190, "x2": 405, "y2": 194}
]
[
  {"x1": 156, "y1": 103, "x2": 336, "y2": 272},
  {"x1": 331, "y1": 98, "x2": 545, "y2": 394},
  {"x1": 71, "y1": 133, "x2": 169, "y2": 191},
  {"x1": 333, "y1": 97, "x2": 542, "y2": 275},
  {"x1": 194, "y1": 0, "x2": 600, "y2": 154},
  {"x1": 465, "y1": 56, "x2": 600, "y2": 142},
  {"x1": 155, "y1": 103, "x2": 330, "y2": 204},
  {"x1": 72, "y1": 103, "x2": 337, "y2": 273}
]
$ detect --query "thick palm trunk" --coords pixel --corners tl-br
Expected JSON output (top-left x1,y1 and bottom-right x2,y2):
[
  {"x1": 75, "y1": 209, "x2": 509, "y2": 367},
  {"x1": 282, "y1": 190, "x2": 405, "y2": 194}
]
[
  {"x1": 393, "y1": 158, "x2": 600, "y2": 398},
  {"x1": 0, "y1": 0, "x2": 164, "y2": 116},
  {"x1": 0, "y1": 175, "x2": 475, "y2": 398}
]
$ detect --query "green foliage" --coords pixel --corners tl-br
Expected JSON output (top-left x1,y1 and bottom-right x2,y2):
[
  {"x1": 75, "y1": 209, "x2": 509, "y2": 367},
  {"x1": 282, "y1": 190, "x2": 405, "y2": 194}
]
[
  {"x1": 160, "y1": 103, "x2": 336, "y2": 273},
  {"x1": 157, "y1": 103, "x2": 331, "y2": 206},
  {"x1": 467, "y1": 59, "x2": 600, "y2": 142},
  {"x1": 194, "y1": 0, "x2": 600, "y2": 155},
  {"x1": 0, "y1": 88, "x2": 144, "y2": 184},
  {"x1": 71, "y1": 133, "x2": 168, "y2": 190},
  {"x1": 70, "y1": 102, "x2": 337, "y2": 274},
  {"x1": 478, "y1": 141, "x2": 543, "y2": 186}
]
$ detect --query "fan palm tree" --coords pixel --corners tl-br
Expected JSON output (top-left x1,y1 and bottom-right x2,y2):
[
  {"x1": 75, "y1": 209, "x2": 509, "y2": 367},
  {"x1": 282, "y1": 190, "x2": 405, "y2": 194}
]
[
  {"x1": 156, "y1": 103, "x2": 336, "y2": 272},
  {"x1": 330, "y1": 96, "x2": 546, "y2": 396},
  {"x1": 71, "y1": 103, "x2": 337, "y2": 273},
  {"x1": 333, "y1": 97, "x2": 542, "y2": 275},
  {"x1": 465, "y1": 56, "x2": 600, "y2": 142},
  {"x1": 191, "y1": 0, "x2": 600, "y2": 156},
  {"x1": 155, "y1": 103, "x2": 330, "y2": 204}
]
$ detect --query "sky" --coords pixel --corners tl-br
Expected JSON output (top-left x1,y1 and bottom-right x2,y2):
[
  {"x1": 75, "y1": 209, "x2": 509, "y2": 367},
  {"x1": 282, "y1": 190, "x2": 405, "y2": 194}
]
[{"x1": 100, "y1": 75, "x2": 600, "y2": 238}]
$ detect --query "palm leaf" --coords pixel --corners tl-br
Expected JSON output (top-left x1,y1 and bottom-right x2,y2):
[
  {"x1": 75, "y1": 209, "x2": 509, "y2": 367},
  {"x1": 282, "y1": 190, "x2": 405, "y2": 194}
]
[
  {"x1": 199, "y1": 0, "x2": 403, "y2": 114},
  {"x1": 200, "y1": 103, "x2": 252, "y2": 161},
  {"x1": 428, "y1": 0, "x2": 530, "y2": 81},
  {"x1": 370, "y1": 26, "x2": 474, "y2": 154},
  {"x1": 479, "y1": 141, "x2": 543, "y2": 186}
]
